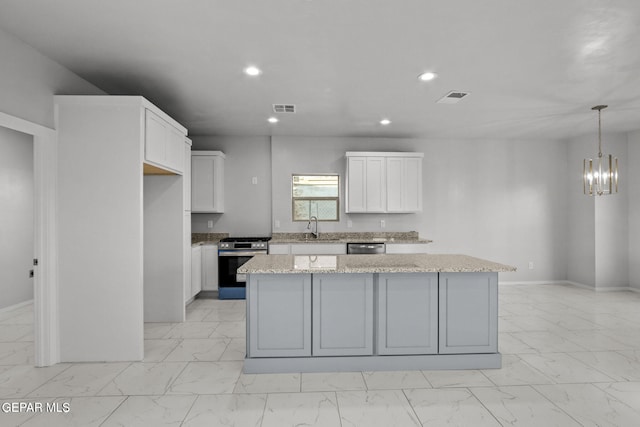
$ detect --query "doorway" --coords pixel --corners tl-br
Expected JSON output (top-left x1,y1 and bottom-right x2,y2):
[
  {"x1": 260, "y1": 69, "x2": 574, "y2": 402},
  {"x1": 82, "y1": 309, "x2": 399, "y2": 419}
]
[{"x1": 0, "y1": 111, "x2": 58, "y2": 367}]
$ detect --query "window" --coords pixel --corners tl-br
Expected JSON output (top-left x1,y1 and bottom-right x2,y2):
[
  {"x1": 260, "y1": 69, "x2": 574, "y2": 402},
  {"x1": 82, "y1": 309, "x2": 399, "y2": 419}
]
[{"x1": 292, "y1": 175, "x2": 339, "y2": 221}]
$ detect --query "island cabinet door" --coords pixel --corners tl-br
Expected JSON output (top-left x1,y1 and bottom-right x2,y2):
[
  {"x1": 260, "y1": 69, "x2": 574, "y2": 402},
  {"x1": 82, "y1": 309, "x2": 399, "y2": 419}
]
[
  {"x1": 312, "y1": 274, "x2": 374, "y2": 356},
  {"x1": 247, "y1": 274, "x2": 311, "y2": 357},
  {"x1": 377, "y1": 273, "x2": 438, "y2": 355},
  {"x1": 438, "y1": 272, "x2": 498, "y2": 354}
]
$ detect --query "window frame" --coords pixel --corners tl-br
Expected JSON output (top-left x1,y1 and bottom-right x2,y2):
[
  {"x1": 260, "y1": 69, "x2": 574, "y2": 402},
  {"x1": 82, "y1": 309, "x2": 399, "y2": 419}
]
[{"x1": 291, "y1": 174, "x2": 340, "y2": 222}]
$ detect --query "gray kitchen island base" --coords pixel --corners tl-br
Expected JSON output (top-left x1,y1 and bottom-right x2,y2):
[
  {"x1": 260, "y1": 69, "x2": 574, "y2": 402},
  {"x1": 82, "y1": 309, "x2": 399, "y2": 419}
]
[
  {"x1": 241, "y1": 254, "x2": 516, "y2": 374},
  {"x1": 244, "y1": 353, "x2": 501, "y2": 374}
]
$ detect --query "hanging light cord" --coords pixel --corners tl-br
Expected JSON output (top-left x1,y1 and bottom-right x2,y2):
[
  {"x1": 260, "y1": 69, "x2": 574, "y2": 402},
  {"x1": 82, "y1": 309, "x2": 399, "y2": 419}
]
[{"x1": 592, "y1": 104, "x2": 607, "y2": 159}]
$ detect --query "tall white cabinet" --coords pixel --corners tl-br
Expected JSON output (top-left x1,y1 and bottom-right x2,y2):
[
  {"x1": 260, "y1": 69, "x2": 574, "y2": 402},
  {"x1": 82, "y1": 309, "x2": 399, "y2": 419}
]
[
  {"x1": 55, "y1": 96, "x2": 189, "y2": 362},
  {"x1": 345, "y1": 152, "x2": 423, "y2": 213}
]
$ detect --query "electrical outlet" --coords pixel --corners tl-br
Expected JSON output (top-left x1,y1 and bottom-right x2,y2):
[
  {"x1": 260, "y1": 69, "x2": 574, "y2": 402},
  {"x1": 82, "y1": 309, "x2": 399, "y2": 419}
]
[
  {"x1": 347, "y1": 220, "x2": 353, "y2": 228},
  {"x1": 275, "y1": 220, "x2": 280, "y2": 228},
  {"x1": 251, "y1": 176, "x2": 258, "y2": 185},
  {"x1": 207, "y1": 220, "x2": 213, "y2": 229},
  {"x1": 380, "y1": 219, "x2": 386, "y2": 228},
  {"x1": 528, "y1": 261, "x2": 534, "y2": 269}
]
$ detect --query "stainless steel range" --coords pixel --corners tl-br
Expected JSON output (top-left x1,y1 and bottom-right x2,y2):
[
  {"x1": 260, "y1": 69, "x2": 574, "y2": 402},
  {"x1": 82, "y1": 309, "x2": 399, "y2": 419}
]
[{"x1": 218, "y1": 237, "x2": 270, "y2": 299}]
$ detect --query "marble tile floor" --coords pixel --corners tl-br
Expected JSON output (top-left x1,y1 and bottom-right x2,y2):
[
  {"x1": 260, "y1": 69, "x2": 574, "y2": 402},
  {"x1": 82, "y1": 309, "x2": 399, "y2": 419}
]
[{"x1": 0, "y1": 283, "x2": 639, "y2": 426}]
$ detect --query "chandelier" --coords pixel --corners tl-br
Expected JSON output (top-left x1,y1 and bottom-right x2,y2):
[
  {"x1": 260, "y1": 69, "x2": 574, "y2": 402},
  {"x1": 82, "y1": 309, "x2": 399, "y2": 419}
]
[{"x1": 583, "y1": 105, "x2": 618, "y2": 196}]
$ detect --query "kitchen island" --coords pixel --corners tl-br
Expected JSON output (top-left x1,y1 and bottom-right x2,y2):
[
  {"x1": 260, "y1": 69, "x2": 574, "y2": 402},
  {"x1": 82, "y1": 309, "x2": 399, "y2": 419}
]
[{"x1": 238, "y1": 254, "x2": 515, "y2": 374}]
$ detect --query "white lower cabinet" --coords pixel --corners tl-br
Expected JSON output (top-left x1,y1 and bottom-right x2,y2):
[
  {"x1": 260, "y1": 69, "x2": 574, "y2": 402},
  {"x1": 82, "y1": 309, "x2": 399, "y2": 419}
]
[
  {"x1": 267, "y1": 243, "x2": 290, "y2": 254},
  {"x1": 385, "y1": 243, "x2": 430, "y2": 254},
  {"x1": 201, "y1": 244, "x2": 218, "y2": 291},
  {"x1": 438, "y1": 272, "x2": 498, "y2": 354},
  {"x1": 248, "y1": 274, "x2": 312, "y2": 357},
  {"x1": 188, "y1": 245, "x2": 202, "y2": 303},
  {"x1": 290, "y1": 243, "x2": 346, "y2": 255},
  {"x1": 312, "y1": 274, "x2": 374, "y2": 356},
  {"x1": 377, "y1": 273, "x2": 438, "y2": 355}
]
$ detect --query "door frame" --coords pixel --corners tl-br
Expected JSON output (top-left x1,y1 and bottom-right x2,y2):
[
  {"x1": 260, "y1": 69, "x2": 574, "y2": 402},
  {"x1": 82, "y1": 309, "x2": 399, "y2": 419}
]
[{"x1": 0, "y1": 111, "x2": 58, "y2": 367}]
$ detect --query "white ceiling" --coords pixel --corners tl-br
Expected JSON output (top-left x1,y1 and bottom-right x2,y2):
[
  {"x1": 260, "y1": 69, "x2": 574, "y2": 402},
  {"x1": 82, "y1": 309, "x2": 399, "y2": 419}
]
[{"x1": 1, "y1": 0, "x2": 639, "y2": 140}]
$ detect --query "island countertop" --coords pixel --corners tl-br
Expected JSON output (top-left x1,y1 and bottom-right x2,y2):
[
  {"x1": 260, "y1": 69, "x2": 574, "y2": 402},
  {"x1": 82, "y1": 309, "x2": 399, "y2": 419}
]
[{"x1": 238, "y1": 254, "x2": 516, "y2": 274}]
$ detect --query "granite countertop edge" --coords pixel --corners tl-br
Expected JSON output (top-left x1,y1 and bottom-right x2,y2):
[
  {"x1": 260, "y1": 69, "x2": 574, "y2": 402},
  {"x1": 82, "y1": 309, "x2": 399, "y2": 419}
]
[{"x1": 238, "y1": 254, "x2": 517, "y2": 274}]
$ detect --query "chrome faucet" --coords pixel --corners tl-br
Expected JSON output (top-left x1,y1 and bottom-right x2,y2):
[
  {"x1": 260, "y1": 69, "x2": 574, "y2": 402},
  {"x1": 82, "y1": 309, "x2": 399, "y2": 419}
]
[{"x1": 307, "y1": 216, "x2": 319, "y2": 239}]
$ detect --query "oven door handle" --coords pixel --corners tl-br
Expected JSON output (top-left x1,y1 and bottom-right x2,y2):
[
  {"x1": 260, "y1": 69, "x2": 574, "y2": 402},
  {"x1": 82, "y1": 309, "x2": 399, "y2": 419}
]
[{"x1": 218, "y1": 250, "x2": 266, "y2": 257}]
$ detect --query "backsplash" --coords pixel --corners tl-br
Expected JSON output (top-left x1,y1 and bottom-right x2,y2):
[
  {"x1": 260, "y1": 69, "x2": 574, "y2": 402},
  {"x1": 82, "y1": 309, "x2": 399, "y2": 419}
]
[
  {"x1": 270, "y1": 231, "x2": 420, "y2": 241},
  {"x1": 191, "y1": 232, "x2": 229, "y2": 244}
]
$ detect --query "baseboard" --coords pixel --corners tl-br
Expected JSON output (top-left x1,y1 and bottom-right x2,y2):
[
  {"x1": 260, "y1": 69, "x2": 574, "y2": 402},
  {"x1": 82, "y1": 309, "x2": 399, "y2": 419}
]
[
  {"x1": 565, "y1": 280, "x2": 636, "y2": 292},
  {"x1": 499, "y1": 280, "x2": 639, "y2": 293},
  {"x1": 499, "y1": 280, "x2": 565, "y2": 286},
  {"x1": 0, "y1": 299, "x2": 33, "y2": 314}
]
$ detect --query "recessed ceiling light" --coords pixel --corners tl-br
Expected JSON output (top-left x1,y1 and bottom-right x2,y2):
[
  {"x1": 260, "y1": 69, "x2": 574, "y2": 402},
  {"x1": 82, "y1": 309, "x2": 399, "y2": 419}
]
[
  {"x1": 418, "y1": 71, "x2": 437, "y2": 81},
  {"x1": 267, "y1": 117, "x2": 279, "y2": 124},
  {"x1": 380, "y1": 119, "x2": 391, "y2": 126},
  {"x1": 244, "y1": 66, "x2": 262, "y2": 76}
]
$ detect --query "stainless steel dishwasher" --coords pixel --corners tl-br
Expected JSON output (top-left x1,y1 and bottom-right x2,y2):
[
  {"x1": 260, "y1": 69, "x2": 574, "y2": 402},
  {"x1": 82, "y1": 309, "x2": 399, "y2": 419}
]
[{"x1": 347, "y1": 243, "x2": 386, "y2": 254}]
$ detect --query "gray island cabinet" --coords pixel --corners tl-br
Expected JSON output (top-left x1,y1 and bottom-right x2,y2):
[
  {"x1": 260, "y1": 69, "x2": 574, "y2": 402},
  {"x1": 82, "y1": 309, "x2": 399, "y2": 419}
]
[{"x1": 240, "y1": 254, "x2": 515, "y2": 374}]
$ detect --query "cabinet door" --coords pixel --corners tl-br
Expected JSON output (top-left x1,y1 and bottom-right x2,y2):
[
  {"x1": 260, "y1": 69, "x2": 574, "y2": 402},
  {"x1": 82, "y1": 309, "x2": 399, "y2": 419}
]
[
  {"x1": 385, "y1": 244, "x2": 429, "y2": 254},
  {"x1": 183, "y1": 141, "x2": 191, "y2": 211},
  {"x1": 377, "y1": 273, "x2": 437, "y2": 355},
  {"x1": 190, "y1": 245, "x2": 202, "y2": 300},
  {"x1": 346, "y1": 157, "x2": 366, "y2": 212},
  {"x1": 248, "y1": 274, "x2": 311, "y2": 357},
  {"x1": 202, "y1": 245, "x2": 218, "y2": 291},
  {"x1": 365, "y1": 157, "x2": 386, "y2": 212},
  {"x1": 386, "y1": 157, "x2": 404, "y2": 212},
  {"x1": 312, "y1": 274, "x2": 373, "y2": 356},
  {"x1": 290, "y1": 243, "x2": 346, "y2": 255},
  {"x1": 145, "y1": 110, "x2": 167, "y2": 166},
  {"x1": 191, "y1": 154, "x2": 224, "y2": 213},
  {"x1": 439, "y1": 273, "x2": 498, "y2": 354},
  {"x1": 403, "y1": 157, "x2": 422, "y2": 212},
  {"x1": 165, "y1": 126, "x2": 185, "y2": 173},
  {"x1": 183, "y1": 214, "x2": 192, "y2": 305},
  {"x1": 386, "y1": 157, "x2": 422, "y2": 213},
  {"x1": 268, "y1": 244, "x2": 290, "y2": 254}
]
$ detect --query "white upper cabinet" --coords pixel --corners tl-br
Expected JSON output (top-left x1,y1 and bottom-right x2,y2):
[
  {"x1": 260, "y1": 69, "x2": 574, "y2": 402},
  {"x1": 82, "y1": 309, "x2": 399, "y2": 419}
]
[
  {"x1": 144, "y1": 109, "x2": 186, "y2": 174},
  {"x1": 191, "y1": 151, "x2": 225, "y2": 213},
  {"x1": 346, "y1": 152, "x2": 423, "y2": 213},
  {"x1": 386, "y1": 156, "x2": 423, "y2": 212}
]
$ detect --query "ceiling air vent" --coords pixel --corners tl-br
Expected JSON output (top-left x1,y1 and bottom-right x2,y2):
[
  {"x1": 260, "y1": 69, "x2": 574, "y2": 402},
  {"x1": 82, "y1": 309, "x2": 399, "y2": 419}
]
[
  {"x1": 273, "y1": 104, "x2": 296, "y2": 113},
  {"x1": 436, "y1": 91, "x2": 471, "y2": 104}
]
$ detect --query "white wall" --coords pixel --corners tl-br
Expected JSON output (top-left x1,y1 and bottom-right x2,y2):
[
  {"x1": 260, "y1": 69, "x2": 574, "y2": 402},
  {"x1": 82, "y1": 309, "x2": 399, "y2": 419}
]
[
  {"x1": 191, "y1": 136, "x2": 272, "y2": 237},
  {"x1": 0, "y1": 27, "x2": 104, "y2": 127},
  {"x1": 271, "y1": 136, "x2": 569, "y2": 283},
  {"x1": 629, "y1": 131, "x2": 640, "y2": 291},
  {"x1": 0, "y1": 127, "x2": 33, "y2": 309}
]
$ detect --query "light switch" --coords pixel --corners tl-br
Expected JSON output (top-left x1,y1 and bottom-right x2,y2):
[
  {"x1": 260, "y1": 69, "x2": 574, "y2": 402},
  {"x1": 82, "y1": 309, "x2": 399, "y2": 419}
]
[
  {"x1": 380, "y1": 219, "x2": 386, "y2": 228},
  {"x1": 252, "y1": 176, "x2": 258, "y2": 185}
]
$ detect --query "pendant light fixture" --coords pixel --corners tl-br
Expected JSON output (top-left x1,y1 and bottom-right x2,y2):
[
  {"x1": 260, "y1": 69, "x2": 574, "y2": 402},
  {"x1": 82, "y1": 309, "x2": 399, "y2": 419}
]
[{"x1": 583, "y1": 105, "x2": 618, "y2": 196}]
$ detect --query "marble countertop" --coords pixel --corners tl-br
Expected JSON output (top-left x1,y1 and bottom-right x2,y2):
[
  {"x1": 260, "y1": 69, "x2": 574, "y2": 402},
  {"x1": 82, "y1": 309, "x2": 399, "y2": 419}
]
[{"x1": 238, "y1": 254, "x2": 516, "y2": 274}]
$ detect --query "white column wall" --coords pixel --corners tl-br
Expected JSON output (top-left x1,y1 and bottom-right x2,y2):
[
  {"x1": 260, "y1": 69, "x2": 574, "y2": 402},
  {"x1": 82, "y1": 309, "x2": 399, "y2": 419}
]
[{"x1": 594, "y1": 135, "x2": 628, "y2": 289}]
